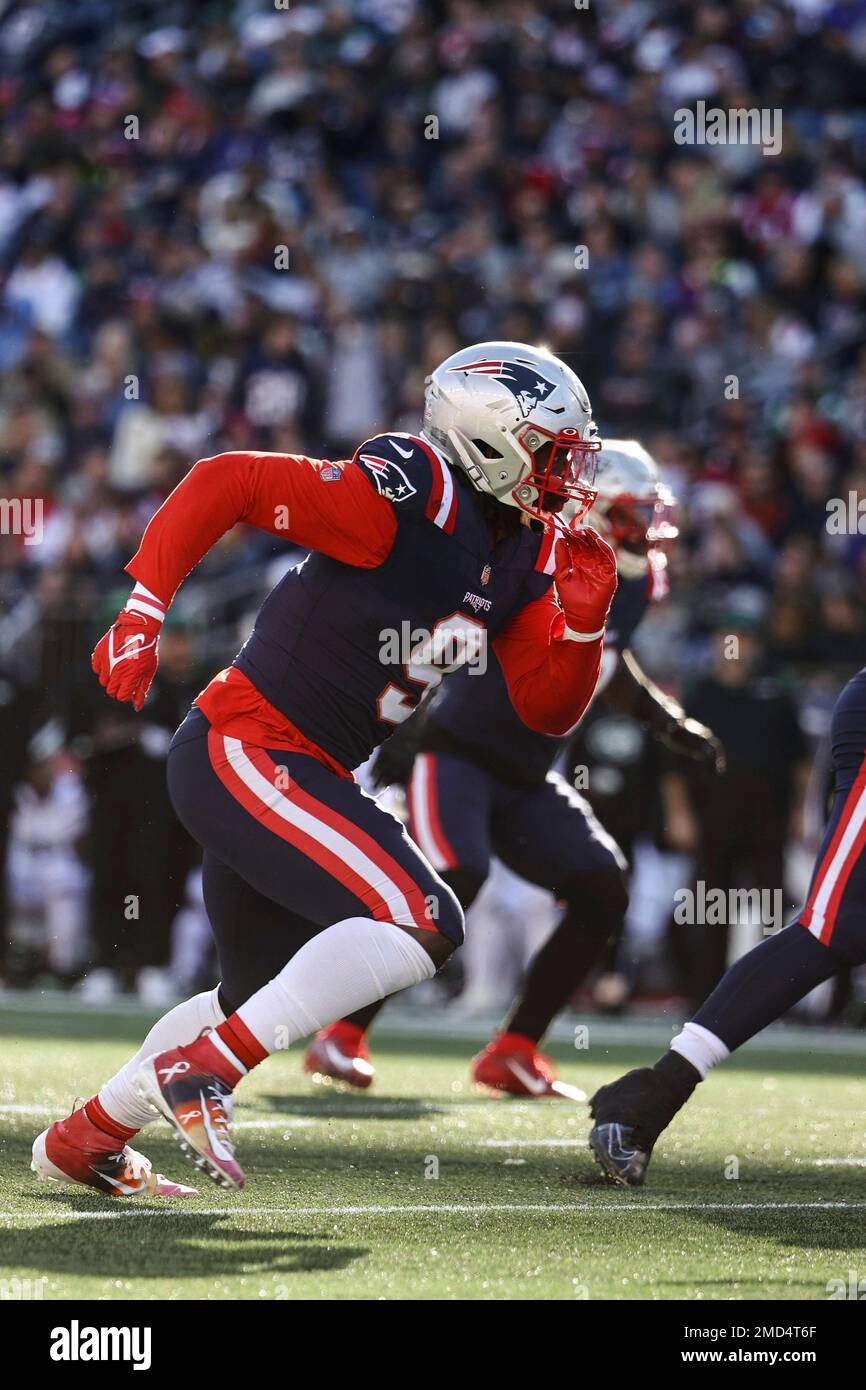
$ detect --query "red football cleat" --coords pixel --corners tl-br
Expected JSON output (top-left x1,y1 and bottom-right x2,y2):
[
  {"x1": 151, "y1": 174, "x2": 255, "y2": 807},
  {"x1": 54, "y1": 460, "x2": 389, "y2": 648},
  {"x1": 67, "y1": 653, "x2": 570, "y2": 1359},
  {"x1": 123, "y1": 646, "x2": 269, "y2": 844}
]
[
  {"x1": 471, "y1": 1032, "x2": 586, "y2": 1101},
  {"x1": 136, "y1": 1047, "x2": 245, "y2": 1190},
  {"x1": 32, "y1": 1107, "x2": 198, "y2": 1198},
  {"x1": 304, "y1": 1021, "x2": 375, "y2": 1089}
]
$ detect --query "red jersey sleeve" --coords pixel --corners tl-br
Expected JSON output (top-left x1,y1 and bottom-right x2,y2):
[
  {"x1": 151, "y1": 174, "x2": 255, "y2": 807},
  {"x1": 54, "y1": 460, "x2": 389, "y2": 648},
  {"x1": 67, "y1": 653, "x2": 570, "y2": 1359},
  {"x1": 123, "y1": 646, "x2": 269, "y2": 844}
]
[
  {"x1": 125, "y1": 452, "x2": 397, "y2": 605},
  {"x1": 493, "y1": 588, "x2": 603, "y2": 736}
]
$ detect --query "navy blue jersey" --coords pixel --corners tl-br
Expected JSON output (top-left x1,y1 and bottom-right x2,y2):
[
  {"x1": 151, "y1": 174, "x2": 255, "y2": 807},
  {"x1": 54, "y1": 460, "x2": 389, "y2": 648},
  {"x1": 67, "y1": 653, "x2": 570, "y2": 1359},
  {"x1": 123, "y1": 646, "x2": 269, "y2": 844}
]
[
  {"x1": 232, "y1": 434, "x2": 555, "y2": 770},
  {"x1": 424, "y1": 568, "x2": 655, "y2": 787}
]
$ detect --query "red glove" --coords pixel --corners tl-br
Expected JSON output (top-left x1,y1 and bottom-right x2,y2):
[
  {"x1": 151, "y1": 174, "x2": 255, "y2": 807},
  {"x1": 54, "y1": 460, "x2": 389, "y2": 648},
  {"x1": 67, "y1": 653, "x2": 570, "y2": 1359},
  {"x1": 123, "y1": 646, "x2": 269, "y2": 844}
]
[
  {"x1": 554, "y1": 525, "x2": 618, "y2": 636},
  {"x1": 92, "y1": 608, "x2": 161, "y2": 711}
]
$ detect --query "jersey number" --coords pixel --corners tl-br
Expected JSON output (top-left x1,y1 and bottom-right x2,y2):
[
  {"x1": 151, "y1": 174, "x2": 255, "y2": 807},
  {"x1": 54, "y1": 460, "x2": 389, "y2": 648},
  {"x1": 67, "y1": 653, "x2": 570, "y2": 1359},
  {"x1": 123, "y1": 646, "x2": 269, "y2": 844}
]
[{"x1": 377, "y1": 612, "x2": 487, "y2": 726}]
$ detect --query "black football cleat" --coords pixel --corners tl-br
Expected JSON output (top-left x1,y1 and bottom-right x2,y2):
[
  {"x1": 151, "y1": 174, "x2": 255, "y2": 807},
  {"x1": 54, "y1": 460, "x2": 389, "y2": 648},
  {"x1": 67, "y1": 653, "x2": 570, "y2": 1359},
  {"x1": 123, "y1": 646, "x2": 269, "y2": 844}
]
[{"x1": 589, "y1": 1056, "x2": 699, "y2": 1186}]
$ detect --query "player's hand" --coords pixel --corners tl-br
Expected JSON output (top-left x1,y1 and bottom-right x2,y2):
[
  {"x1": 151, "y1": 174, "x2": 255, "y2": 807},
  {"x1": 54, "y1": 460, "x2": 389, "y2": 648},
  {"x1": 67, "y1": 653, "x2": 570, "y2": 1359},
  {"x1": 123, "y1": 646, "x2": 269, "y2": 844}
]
[
  {"x1": 369, "y1": 737, "x2": 413, "y2": 791},
  {"x1": 91, "y1": 609, "x2": 160, "y2": 712},
  {"x1": 657, "y1": 717, "x2": 725, "y2": 773},
  {"x1": 554, "y1": 526, "x2": 618, "y2": 636}
]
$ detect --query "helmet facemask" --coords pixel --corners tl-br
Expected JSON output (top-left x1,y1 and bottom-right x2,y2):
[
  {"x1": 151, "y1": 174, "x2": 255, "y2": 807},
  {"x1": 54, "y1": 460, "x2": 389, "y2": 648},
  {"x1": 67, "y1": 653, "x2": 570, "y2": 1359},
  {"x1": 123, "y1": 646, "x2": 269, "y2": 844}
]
[
  {"x1": 511, "y1": 424, "x2": 600, "y2": 524},
  {"x1": 594, "y1": 487, "x2": 678, "y2": 576}
]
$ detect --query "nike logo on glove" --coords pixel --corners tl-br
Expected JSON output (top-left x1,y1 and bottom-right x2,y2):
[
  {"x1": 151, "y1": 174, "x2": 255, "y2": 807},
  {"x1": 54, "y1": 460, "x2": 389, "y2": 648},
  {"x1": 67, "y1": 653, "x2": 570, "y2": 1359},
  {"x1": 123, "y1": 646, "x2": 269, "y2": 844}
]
[{"x1": 107, "y1": 630, "x2": 157, "y2": 672}]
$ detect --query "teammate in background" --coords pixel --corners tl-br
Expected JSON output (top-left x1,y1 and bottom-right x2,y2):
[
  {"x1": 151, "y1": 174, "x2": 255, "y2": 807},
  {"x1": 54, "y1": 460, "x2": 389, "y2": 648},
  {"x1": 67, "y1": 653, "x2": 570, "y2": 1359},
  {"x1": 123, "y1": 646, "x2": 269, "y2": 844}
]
[
  {"x1": 32, "y1": 342, "x2": 618, "y2": 1196},
  {"x1": 306, "y1": 442, "x2": 723, "y2": 1095},
  {"x1": 589, "y1": 665, "x2": 866, "y2": 1185}
]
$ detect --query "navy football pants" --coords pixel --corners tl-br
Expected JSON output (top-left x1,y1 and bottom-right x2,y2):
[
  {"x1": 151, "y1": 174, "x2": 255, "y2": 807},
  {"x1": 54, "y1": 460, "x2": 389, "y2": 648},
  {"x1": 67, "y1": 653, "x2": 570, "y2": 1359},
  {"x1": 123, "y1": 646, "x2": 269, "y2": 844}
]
[
  {"x1": 167, "y1": 710, "x2": 463, "y2": 1008},
  {"x1": 407, "y1": 750, "x2": 627, "y2": 892}
]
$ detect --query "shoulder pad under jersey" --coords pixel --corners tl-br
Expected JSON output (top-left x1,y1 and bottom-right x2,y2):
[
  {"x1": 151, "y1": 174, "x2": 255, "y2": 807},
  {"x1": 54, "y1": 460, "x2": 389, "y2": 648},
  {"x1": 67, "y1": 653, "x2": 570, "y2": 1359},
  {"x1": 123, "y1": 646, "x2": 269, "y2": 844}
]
[{"x1": 353, "y1": 433, "x2": 457, "y2": 533}]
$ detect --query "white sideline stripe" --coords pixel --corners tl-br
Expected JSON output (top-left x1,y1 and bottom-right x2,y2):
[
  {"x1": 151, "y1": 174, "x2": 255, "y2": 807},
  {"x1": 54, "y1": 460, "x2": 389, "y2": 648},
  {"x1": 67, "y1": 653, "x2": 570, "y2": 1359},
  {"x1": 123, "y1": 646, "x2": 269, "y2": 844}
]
[
  {"x1": 222, "y1": 736, "x2": 418, "y2": 927},
  {"x1": 807, "y1": 779, "x2": 866, "y2": 937},
  {"x1": 408, "y1": 755, "x2": 448, "y2": 872},
  {"x1": 3, "y1": 1201, "x2": 866, "y2": 1222}
]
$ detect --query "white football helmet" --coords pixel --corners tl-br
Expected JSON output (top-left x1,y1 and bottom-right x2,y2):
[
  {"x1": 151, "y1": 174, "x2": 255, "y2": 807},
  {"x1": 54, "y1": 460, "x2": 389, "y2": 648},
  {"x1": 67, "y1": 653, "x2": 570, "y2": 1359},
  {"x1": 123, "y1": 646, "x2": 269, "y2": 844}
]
[
  {"x1": 422, "y1": 341, "x2": 600, "y2": 523},
  {"x1": 583, "y1": 439, "x2": 678, "y2": 578}
]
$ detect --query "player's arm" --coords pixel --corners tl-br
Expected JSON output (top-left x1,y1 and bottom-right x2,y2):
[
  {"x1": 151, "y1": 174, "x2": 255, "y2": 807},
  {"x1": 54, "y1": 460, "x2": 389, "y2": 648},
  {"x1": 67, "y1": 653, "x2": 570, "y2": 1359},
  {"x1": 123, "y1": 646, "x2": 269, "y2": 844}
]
[
  {"x1": 127, "y1": 451, "x2": 396, "y2": 601},
  {"x1": 93, "y1": 452, "x2": 397, "y2": 709},
  {"x1": 604, "y1": 649, "x2": 724, "y2": 770},
  {"x1": 493, "y1": 528, "x2": 618, "y2": 736}
]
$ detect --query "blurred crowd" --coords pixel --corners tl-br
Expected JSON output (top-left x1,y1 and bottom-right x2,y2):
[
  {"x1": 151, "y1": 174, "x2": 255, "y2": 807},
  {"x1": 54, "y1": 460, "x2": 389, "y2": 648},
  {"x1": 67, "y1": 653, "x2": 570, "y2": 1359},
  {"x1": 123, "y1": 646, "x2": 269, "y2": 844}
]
[{"x1": 1, "y1": 0, "x2": 865, "y2": 1013}]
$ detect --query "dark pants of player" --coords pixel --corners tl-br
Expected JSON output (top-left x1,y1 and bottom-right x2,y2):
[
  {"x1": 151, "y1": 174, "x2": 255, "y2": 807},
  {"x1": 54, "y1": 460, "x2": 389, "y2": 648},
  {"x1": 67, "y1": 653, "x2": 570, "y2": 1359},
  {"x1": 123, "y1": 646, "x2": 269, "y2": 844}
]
[
  {"x1": 166, "y1": 710, "x2": 463, "y2": 1012},
  {"x1": 693, "y1": 670, "x2": 866, "y2": 1051},
  {"x1": 347, "y1": 750, "x2": 629, "y2": 1039}
]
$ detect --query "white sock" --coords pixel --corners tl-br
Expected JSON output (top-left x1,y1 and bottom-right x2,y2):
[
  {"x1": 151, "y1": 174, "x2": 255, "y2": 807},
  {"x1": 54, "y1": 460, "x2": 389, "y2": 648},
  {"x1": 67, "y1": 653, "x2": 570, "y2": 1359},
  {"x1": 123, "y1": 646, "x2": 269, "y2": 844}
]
[
  {"x1": 98, "y1": 987, "x2": 225, "y2": 1131},
  {"x1": 670, "y1": 1020, "x2": 730, "y2": 1080},
  {"x1": 235, "y1": 917, "x2": 436, "y2": 1055}
]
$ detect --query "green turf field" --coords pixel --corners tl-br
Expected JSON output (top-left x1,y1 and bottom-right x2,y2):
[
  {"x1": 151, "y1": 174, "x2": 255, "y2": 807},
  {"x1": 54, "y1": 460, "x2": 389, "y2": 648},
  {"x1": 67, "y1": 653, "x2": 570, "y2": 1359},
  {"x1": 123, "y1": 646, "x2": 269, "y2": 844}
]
[{"x1": 1, "y1": 999, "x2": 865, "y2": 1301}]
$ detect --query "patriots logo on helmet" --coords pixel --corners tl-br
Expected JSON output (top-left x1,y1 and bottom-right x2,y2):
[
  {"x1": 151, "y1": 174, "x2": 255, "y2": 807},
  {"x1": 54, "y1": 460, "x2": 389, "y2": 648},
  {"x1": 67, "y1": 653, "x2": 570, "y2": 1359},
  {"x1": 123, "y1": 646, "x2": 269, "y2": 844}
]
[
  {"x1": 451, "y1": 358, "x2": 559, "y2": 419},
  {"x1": 358, "y1": 453, "x2": 418, "y2": 503}
]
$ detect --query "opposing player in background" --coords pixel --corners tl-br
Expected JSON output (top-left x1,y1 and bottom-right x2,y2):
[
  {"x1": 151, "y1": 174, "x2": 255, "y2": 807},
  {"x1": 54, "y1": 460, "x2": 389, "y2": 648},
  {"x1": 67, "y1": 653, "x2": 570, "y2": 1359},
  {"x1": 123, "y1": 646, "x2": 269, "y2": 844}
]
[
  {"x1": 589, "y1": 665, "x2": 866, "y2": 1185},
  {"x1": 31, "y1": 342, "x2": 618, "y2": 1196},
  {"x1": 306, "y1": 442, "x2": 723, "y2": 1095}
]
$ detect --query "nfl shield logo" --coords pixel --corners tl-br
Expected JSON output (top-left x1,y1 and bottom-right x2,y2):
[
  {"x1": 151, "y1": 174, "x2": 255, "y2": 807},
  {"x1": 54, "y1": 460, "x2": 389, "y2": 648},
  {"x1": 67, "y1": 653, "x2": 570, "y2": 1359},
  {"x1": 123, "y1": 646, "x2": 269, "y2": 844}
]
[
  {"x1": 320, "y1": 464, "x2": 341, "y2": 482},
  {"x1": 480, "y1": 564, "x2": 491, "y2": 587}
]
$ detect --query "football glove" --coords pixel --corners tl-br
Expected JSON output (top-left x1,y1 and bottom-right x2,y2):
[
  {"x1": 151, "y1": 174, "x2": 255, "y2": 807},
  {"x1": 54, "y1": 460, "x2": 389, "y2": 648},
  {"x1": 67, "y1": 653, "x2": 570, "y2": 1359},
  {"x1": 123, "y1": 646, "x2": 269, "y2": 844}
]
[
  {"x1": 657, "y1": 716, "x2": 725, "y2": 773},
  {"x1": 92, "y1": 608, "x2": 160, "y2": 712},
  {"x1": 554, "y1": 526, "x2": 618, "y2": 637},
  {"x1": 369, "y1": 704, "x2": 427, "y2": 790}
]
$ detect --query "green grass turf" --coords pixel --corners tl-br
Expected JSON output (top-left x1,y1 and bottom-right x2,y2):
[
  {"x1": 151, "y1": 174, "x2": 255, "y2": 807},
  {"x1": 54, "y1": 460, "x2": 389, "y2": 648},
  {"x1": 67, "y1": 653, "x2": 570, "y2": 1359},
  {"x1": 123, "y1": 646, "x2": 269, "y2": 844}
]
[{"x1": 1, "y1": 1002, "x2": 865, "y2": 1300}]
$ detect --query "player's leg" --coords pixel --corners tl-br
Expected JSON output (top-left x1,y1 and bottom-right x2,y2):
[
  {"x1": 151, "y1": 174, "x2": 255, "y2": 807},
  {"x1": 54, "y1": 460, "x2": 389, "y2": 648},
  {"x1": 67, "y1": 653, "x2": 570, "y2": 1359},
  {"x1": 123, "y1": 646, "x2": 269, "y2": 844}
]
[
  {"x1": 31, "y1": 981, "x2": 227, "y2": 1198},
  {"x1": 138, "y1": 716, "x2": 464, "y2": 1187},
  {"x1": 304, "y1": 750, "x2": 493, "y2": 1087},
  {"x1": 472, "y1": 772, "x2": 628, "y2": 1097},
  {"x1": 589, "y1": 739, "x2": 866, "y2": 1185}
]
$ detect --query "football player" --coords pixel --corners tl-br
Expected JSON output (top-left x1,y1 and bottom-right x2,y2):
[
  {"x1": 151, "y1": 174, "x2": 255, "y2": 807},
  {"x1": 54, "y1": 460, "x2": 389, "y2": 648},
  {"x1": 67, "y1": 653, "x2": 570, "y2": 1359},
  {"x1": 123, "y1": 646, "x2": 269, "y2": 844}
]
[
  {"x1": 589, "y1": 665, "x2": 866, "y2": 1185},
  {"x1": 305, "y1": 442, "x2": 723, "y2": 1094},
  {"x1": 32, "y1": 342, "x2": 618, "y2": 1195}
]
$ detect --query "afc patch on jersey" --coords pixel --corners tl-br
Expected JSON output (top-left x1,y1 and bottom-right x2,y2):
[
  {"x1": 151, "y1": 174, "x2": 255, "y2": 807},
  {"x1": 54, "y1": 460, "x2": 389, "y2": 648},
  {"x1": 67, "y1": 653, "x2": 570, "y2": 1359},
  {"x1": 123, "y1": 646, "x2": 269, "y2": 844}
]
[{"x1": 357, "y1": 452, "x2": 418, "y2": 504}]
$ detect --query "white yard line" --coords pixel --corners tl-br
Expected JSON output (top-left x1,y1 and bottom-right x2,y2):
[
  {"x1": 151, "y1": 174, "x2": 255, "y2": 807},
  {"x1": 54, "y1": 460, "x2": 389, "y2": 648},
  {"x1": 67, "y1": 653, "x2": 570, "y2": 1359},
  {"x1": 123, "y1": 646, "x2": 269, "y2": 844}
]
[
  {"x1": 810, "y1": 1157, "x2": 866, "y2": 1166},
  {"x1": 1, "y1": 1200, "x2": 865, "y2": 1222},
  {"x1": 478, "y1": 1138, "x2": 588, "y2": 1147},
  {"x1": 0, "y1": 1100, "x2": 539, "y2": 1120},
  {"x1": 5, "y1": 990, "x2": 866, "y2": 1057}
]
